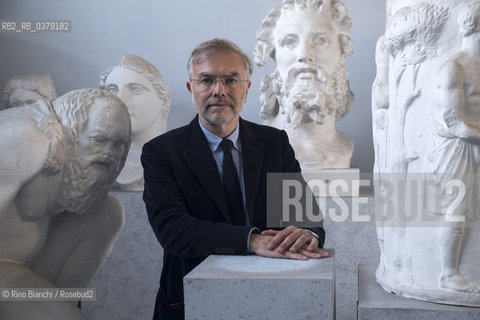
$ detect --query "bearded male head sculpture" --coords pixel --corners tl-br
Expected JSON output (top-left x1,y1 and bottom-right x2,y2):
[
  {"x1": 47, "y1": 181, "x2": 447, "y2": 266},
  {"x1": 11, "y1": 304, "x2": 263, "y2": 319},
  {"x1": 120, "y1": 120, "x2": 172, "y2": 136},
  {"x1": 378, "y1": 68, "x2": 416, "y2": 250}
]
[{"x1": 254, "y1": 0, "x2": 354, "y2": 169}]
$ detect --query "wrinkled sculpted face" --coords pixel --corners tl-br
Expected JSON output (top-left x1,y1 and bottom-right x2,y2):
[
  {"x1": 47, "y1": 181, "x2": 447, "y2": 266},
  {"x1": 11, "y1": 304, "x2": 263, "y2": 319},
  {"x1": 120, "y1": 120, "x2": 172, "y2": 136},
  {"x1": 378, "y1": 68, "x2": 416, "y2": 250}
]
[
  {"x1": 273, "y1": 9, "x2": 341, "y2": 126},
  {"x1": 61, "y1": 98, "x2": 130, "y2": 213},
  {"x1": 104, "y1": 66, "x2": 164, "y2": 136},
  {"x1": 78, "y1": 98, "x2": 130, "y2": 172},
  {"x1": 8, "y1": 88, "x2": 45, "y2": 108}
]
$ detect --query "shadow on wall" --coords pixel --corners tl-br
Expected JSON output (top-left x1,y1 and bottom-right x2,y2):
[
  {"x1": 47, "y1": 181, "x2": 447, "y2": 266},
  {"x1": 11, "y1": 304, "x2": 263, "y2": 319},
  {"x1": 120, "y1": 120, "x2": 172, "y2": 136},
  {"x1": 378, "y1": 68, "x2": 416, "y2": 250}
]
[{"x1": 0, "y1": 35, "x2": 99, "y2": 109}]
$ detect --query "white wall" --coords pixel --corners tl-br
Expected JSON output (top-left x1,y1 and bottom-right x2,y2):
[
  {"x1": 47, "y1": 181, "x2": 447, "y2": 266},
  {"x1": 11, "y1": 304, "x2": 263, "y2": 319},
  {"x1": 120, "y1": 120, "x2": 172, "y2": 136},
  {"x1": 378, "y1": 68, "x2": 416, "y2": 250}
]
[{"x1": 0, "y1": 0, "x2": 386, "y2": 172}]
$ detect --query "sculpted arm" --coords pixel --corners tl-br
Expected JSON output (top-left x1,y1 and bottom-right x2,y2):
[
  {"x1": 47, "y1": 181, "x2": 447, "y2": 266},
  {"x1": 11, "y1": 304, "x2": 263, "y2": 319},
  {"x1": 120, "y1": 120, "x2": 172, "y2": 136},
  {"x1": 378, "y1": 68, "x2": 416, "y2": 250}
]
[{"x1": 0, "y1": 122, "x2": 50, "y2": 216}]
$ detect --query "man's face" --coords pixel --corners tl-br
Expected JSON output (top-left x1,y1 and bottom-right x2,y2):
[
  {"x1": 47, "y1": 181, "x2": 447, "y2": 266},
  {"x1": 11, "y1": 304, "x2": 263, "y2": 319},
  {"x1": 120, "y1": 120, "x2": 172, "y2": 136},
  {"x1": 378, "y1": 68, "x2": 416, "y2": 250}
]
[
  {"x1": 105, "y1": 66, "x2": 164, "y2": 136},
  {"x1": 187, "y1": 50, "x2": 251, "y2": 134},
  {"x1": 8, "y1": 88, "x2": 45, "y2": 108},
  {"x1": 274, "y1": 9, "x2": 341, "y2": 82}
]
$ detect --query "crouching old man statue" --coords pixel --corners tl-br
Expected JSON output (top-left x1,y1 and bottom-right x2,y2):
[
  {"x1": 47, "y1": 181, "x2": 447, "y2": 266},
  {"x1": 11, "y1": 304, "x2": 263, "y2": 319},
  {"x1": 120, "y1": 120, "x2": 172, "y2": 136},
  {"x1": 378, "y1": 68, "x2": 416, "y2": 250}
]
[{"x1": 0, "y1": 88, "x2": 131, "y2": 319}]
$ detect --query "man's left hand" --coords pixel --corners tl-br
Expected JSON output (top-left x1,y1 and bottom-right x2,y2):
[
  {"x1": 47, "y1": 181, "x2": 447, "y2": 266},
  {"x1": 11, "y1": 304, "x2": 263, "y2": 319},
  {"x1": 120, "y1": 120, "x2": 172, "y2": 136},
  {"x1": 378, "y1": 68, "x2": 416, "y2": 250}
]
[{"x1": 262, "y1": 226, "x2": 329, "y2": 259}]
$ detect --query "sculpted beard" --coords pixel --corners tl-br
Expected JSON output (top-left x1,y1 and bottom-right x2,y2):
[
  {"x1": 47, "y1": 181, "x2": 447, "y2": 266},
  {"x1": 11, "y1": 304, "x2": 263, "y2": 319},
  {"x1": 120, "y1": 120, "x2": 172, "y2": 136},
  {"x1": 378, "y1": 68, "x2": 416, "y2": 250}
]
[
  {"x1": 274, "y1": 59, "x2": 350, "y2": 129},
  {"x1": 57, "y1": 144, "x2": 121, "y2": 214},
  {"x1": 276, "y1": 65, "x2": 334, "y2": 128}
]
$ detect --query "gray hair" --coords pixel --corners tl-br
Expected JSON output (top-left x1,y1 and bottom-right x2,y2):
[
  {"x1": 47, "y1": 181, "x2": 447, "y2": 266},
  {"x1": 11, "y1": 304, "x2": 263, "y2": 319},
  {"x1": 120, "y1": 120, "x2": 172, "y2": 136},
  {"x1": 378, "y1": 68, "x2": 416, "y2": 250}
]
[
  {"x1": 100, "y1": 54, "x2": 171, "y2": 117},
  {"x1": 458, "y1": 0, "x2": 480, "y2": 37},
  {"x1": 3, "y1": 74, "x2": 58, "y2": 108},
  {"x1": 254, "y1": 0, "x2": 354, "y2": 67},
  {"x1": 187, "y1": 38, "x2": 253, "y2": 79}
]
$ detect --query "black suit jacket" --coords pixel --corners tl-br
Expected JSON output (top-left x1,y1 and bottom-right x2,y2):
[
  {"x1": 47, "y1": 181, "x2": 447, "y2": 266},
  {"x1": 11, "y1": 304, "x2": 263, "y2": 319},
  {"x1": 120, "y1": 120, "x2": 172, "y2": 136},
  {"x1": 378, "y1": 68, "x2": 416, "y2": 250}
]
[{"x1": 141, "y1": 116, "x2": 325, "y2": 320}]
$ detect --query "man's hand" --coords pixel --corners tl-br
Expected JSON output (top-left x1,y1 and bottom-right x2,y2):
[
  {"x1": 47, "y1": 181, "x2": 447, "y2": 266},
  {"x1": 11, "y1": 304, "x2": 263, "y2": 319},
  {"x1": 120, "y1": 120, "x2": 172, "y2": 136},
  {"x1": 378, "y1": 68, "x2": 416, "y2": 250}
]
[
  {"x1": 262, "y1": 226, "x2": 329, "y2": 258},
  {"x1": 249, "y1": 226, "x2": 329, "y2": 260}
]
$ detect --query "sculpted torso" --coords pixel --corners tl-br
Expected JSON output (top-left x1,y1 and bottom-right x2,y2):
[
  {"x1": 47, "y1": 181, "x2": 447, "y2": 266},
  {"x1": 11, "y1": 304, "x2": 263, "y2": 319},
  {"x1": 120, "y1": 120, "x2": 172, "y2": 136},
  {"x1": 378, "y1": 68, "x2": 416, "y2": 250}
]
[
  {"x1": 0, "y1": 206, "x2": 51, "y2": 266},
  {"x1": 433, "y1": 51, "x2": 480, "y2": 138}
]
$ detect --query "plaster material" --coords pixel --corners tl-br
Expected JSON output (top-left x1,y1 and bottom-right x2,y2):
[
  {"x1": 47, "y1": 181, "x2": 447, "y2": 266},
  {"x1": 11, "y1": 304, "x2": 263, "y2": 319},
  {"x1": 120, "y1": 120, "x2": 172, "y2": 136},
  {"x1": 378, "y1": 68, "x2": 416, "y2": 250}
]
[
  {"x1": 255, "y1": 0, "x2": 355, "y2": 169},
  {"x1": 100, "y1": 54, "x2": 171, "y2": 191},
  {"x1": 3, "y1": 74, "x2": 58, "y2": 109},
  {"x1": 0, "y1": 89, "x2": 131, "y2": 319},
  {"x1": 373, "y1": 0, "x2": 480, "y2": 306},
  {"x1": 184, "y1": 254, "x2": 335, "y2": 320}
]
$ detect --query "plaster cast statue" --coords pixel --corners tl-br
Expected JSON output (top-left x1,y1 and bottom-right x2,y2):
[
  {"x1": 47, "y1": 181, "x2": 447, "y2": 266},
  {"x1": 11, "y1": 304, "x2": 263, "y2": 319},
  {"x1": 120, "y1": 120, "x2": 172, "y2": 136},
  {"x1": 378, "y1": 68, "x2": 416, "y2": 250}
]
[
  {"x1": 374, "y1": 0, "x2": 480, "y2": 307},
  {"x1": 254, "y1": 0, "x2": 354, "y2": 169},
  {"x1": 3, "y1": 74, "x2": 58, "y2": 109},
  {"x1": 383, "y1": 2, "x2": 448, "y2": 173},
  {"x1": 100, "y1": 54, "x2": 171, "y2": 191},
  {"x1": 0, "y1": 88, "x2": 131, "y2": 319},
  {"x1": 375, "y1": 2, "x2": 449, "y2": 289},
  {"x1": 372, "y1": 36, "x2": 390, "y2": 173},
  {"x1": 427, "y1": 0, "x2": 480, "y2": 294},
  {"x1": 371, "y1": 35, "x2": 390, "y2": 283}
]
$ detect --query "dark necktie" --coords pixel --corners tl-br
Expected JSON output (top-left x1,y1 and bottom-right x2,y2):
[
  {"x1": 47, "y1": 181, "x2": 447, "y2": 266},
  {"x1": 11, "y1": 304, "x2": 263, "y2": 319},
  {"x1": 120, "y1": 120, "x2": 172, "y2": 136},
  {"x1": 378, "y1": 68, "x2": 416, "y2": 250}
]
[{"x1": 220, "y1": 139, "x2": 246, "y2": 226}]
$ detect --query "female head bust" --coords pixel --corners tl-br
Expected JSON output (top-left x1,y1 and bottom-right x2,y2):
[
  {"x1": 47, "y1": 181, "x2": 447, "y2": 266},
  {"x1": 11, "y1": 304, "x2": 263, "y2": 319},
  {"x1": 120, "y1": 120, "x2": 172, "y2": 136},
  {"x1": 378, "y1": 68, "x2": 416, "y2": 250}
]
[
  {"x1": 100, "y1": 55, "x2": 171, "y2": 191},
  {"x1": 4, "y1": 74, "x2": 58, "y2": 109}
]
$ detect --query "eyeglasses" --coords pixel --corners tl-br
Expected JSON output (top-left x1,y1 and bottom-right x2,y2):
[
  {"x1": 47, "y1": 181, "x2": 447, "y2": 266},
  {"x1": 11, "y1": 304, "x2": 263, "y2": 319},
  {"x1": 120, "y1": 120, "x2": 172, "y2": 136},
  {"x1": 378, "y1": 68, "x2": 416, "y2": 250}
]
[{"x1": 190, "y1": 77, "x2": 249, "y2": 92}]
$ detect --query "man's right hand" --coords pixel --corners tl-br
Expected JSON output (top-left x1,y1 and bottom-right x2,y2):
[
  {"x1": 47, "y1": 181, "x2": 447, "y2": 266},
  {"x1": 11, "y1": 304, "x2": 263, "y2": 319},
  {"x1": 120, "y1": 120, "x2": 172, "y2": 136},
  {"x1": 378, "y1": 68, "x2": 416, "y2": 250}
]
[{"x1": 249, "y1": 233, "x2": 328, "y2": 260}]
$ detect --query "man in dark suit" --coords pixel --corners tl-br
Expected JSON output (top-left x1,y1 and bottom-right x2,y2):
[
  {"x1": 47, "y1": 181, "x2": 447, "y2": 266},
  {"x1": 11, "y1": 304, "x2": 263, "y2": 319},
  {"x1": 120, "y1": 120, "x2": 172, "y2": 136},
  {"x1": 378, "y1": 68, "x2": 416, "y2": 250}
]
[{"x1": 142, "y1": 38, "x2": 329, "y2": 320}]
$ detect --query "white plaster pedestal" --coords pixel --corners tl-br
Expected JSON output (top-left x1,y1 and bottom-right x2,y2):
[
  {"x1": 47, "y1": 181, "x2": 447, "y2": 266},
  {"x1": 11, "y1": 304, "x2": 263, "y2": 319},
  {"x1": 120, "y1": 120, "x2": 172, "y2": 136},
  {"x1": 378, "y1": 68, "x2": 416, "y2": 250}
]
[
  {"x1": 357, "y1": 265, "x2": 480, "y2": 320},
  {"x1": 184, "y1": 254, "x2": 335, "y2": 320}
]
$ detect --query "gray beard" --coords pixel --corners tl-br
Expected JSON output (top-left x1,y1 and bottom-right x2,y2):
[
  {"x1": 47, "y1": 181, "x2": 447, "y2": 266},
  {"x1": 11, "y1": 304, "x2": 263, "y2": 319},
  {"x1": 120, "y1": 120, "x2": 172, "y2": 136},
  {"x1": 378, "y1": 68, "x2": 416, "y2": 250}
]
[
  {"x1": 277, "y1": 67, "x2": 335, "y2": 128},
  {"x1": 56, "y1": 153, "x2": 120, "y2": 214}
]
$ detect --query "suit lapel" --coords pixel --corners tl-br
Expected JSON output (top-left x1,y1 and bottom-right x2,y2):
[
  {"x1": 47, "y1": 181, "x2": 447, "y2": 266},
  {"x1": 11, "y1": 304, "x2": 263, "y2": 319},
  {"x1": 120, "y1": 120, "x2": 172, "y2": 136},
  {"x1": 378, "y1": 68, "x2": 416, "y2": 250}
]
[
  {"x1": 183, "y1": 117, "x2": 231, "y2": 223},
  {"x1": 239, "y1": 119, "x2": 264, "y2": 222}
]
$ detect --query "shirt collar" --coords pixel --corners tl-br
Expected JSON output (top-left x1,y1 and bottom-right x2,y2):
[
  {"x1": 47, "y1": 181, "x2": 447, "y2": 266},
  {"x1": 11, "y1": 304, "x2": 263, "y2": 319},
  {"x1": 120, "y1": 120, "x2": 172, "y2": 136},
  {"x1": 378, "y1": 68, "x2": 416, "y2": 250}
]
[{"x1": 198, "y1": 119, "x2": 242, "y2": 153}]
